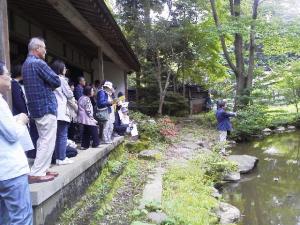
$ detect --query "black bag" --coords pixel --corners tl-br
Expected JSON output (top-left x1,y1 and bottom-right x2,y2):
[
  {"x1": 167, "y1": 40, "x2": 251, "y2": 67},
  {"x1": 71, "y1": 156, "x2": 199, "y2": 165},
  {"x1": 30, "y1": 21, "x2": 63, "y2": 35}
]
[{"x1": 95, "y1": 107, "x2": 109, "y2": 122}]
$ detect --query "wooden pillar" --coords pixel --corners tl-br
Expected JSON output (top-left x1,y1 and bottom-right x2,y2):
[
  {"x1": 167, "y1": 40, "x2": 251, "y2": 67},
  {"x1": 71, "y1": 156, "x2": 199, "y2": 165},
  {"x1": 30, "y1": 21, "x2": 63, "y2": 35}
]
[
  {"x1": 0, "y1": 0, "x2": 10, "y2": 68},
  {"x1": 124, "y1": 71, "x2": 128, "y2": 100},
  {"x1": 98, "y1": 47, "x2": 104, "y2": 81},
  {"x1": 0, "y1": 0, "x2": 12, "y2": 107}
]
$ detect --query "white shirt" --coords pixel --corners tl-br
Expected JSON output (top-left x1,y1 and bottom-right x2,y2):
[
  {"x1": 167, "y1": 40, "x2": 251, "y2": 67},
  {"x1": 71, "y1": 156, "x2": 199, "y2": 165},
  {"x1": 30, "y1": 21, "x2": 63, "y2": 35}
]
[
  {"x1": 0, "y1": 94, "x2": 30, "y2": 181},
  {"x1": 54, "y1": 75, "x2": 74, "y2": 122}
]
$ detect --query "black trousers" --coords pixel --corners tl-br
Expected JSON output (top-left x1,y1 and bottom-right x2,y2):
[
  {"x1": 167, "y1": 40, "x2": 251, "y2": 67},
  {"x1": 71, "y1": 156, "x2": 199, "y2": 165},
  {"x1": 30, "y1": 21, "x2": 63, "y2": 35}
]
[{"x1": 81, "y1": 125, "x2": 100, "y2": 148}]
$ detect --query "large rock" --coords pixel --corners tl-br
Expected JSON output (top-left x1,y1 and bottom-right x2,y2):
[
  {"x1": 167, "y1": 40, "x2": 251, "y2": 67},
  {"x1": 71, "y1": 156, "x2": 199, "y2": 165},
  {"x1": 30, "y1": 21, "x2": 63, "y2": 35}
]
[
  {"x1": 287, "y1": 125, "x2": 296, "y2": 130},
  {"x1": 223, "y1": 172, "x2": 240, "y2": 182},
  {"x1": 216, "y1": 202, "x2": 240, "y2": 225},
  {"x1": 228, "y1": 155, "x2": 258, "y2": 174},
  {"x1": 275, "y1": 126, "x2": 285, "y2": 133},
  {"x1": 263, "y1": 128, "x2": 272, "y2": 133},
  {"x1": 147, "y1": 212, "x2": 168, "y2": 224},
  {"x1": 138, "y1": 150, "x2": 162, "y2": 160}
]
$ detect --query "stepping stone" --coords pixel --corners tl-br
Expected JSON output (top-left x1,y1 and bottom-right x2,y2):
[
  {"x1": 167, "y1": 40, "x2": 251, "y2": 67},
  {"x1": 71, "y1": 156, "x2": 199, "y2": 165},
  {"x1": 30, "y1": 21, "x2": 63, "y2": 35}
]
[
  {"x1": 139, "y1": 168, "x2": 165, "y2": 209},
  {"x1": 147, "y1": 212, "x2": 168, "y2": 224},
  {"x1": 227, "y1": 155, "x2": 258, "y2": 174}
]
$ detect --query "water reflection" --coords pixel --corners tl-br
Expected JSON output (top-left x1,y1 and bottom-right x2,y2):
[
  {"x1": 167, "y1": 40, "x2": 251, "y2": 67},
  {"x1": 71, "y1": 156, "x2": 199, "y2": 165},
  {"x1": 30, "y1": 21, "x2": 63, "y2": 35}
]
[{"x1": 222, "y1": 131, "x2": 300, "y2": 225}]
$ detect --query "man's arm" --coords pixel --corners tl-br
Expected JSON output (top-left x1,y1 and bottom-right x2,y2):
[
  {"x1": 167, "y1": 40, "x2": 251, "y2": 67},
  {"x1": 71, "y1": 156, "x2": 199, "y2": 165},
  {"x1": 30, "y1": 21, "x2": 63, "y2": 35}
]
[{"x1": 37, "y1": 61, "x2": 61, "y2": 89}]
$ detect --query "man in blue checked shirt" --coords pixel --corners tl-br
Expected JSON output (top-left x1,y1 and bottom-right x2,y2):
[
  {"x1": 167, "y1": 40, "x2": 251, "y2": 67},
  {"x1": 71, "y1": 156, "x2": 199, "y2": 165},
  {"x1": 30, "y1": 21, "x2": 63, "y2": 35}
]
[{"x1": 22, "y1": 37, "x2": 61, "y2": 183}]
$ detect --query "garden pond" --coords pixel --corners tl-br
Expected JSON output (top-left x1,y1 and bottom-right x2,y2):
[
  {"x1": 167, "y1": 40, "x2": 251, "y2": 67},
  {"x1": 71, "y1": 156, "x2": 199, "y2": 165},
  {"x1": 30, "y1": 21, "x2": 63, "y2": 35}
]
[{"x1": 222, "y1": 130, "x2": 300, "y2": 225}]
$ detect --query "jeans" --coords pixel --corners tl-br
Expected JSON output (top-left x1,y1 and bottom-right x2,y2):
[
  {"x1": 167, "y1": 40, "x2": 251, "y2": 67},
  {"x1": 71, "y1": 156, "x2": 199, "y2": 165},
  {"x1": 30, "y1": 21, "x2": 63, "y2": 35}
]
[
  {"x1": 0, "y1": 175, "x2": 33, "y2": 225},
  {"x1": 81, "y1": 125, "x2": 100, "y2": 148},
  {"x1": 54, "y1": 121, "x2": 69, "y2": 160}
]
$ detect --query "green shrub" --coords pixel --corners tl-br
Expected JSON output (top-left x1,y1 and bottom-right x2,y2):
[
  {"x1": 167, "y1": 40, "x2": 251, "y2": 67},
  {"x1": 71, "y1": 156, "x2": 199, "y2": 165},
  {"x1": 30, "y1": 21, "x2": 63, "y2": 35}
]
[
  {"x1": 231, "y1": 105, "x2": 268, "y2": 139},
  {"x1": 130, "y1": 111, "x2": 165, "y2": 143},
  {"x1": 195, "y1": 111, "x2": 217, "y2": 128}
]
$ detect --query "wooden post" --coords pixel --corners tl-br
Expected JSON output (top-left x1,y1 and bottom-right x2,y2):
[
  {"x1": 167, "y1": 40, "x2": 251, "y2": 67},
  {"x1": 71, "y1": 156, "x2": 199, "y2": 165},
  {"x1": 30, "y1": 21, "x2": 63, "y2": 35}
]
[
  {"x1": 0, "y1": 0, "x2": 10, "y2": 68},
  {"x1": 98, "y1": 47, "x2": 104, "y2": 81},
  {"x1": 0, "y1": 0, "x2": 12, "y2": 107},
  {"x1": 124, "y1": 71, "x2": 128, "y2": 100}
]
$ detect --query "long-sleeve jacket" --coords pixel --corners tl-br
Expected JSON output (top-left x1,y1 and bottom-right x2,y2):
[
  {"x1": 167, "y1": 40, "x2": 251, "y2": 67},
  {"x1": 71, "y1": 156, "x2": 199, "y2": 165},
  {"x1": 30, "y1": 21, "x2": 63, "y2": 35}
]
[
  {"x1": 22, "y1": 54, "x2": 61, "y2": 118},
  {"x1": 0, "y1": 94, "x2": 30, "y2": 181},
  {"x1": 77, "y1": 96, "x2": 97, "y2": 126},
  {"x1": 11, "y1": 79, "x2": 28, "y2": 116},
  {"x1": 97, "y1": 89, "x2": 112, "y2": 113},
  {"x1": 216, "y1": 108, "x2": 236, "y2": 131},
  {"x1": 74, "y1": 84, "x2": 83, "y2": 101},
  {"x1": 54, "y1": 75, "x2": 74, "y2": 122}
]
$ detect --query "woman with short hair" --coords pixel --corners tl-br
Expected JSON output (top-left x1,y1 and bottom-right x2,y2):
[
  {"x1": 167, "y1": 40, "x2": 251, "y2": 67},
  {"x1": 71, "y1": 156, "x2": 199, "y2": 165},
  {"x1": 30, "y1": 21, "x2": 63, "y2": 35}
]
[{"x1": 77, "y1": 86, "x2": 100, "y2": 150}]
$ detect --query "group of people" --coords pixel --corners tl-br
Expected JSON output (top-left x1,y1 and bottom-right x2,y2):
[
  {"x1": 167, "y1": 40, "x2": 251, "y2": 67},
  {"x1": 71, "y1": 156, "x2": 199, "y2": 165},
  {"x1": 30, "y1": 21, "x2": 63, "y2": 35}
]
[{"x1": 0, "y1": 37, "x2": 137, "y2": 225}]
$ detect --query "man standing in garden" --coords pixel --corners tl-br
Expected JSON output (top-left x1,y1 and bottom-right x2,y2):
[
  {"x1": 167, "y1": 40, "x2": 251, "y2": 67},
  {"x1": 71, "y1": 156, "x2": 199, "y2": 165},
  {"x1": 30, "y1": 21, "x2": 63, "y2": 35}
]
[
  {"x1": 23, "y1": 37, "x2": 61, "y2": 183},
  {"x1": 215, "y1": 100, "x2": 237, "y2": 156}
]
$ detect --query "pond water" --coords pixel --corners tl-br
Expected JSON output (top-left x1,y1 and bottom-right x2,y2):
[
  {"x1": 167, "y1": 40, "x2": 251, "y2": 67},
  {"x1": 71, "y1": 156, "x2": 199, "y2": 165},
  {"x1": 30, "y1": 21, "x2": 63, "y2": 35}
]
[{"x1": 222, "y1": 131, "x2": 300, "y2": 225}]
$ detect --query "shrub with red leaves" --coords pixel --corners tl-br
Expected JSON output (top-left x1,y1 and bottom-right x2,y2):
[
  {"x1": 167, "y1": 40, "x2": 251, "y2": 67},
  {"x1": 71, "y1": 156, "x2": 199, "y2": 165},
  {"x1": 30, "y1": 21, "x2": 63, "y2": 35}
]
[{"x1": 158, "y1": 116, "x2": 178, "y2": 139}]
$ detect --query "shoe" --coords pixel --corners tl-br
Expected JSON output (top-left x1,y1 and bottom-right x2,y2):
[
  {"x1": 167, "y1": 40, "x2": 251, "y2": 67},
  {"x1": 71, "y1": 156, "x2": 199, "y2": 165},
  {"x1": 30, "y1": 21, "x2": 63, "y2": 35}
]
[
  {"x1": 46, "y1": 171, "x2": 59, "y2": 177},
  {"x1": 28, "y1": 175, "x2": 55, "y2": 184},
  {"x1": 112, "y1": 133, "x2": 120, "y2": 137},
  {"x1": 92, "y1": 145, "x2": 101, "y2": 148},
  {"x1": 103, "y1": 141, "x2": 113, "y2": 144},
  {"x1": 79, "y1": 147, "x2": 88, "y2": 150},
  {"x1": 56, "y1": 158, "x2": 73, "y2": 165}
]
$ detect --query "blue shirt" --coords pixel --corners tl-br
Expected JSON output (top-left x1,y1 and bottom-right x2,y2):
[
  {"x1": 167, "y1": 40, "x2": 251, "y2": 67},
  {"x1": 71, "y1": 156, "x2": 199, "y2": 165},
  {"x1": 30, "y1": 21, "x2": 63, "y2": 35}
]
[
  {"x1": 216, "y1": 108, "x2": 236, "y2": 131},
  {"x1": 22, "y1": 54, "x2": 61, "y2": 118},
  {"x1": 0, "y1": 94, "x2": 30, "y2": 181}
]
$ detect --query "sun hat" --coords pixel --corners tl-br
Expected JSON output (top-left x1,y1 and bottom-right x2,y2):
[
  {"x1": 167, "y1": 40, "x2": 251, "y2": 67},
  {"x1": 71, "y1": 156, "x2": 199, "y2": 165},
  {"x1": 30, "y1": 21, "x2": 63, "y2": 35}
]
[{"x1": 103, "y1": 81, "x2": 113, "y2": 90}]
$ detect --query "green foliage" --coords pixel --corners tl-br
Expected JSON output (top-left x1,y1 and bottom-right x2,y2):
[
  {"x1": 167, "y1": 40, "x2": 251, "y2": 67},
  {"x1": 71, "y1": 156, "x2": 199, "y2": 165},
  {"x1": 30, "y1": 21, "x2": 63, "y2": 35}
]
[
  {"x1": 130, "y1": 111, "x2": 165, "y2": 143},
  {"x1": 198, "y1": 152, "x2": 237, "y2": 182},
  {"x1": 162, "y1": 153, "x2": 236, "y2": 225},
  {"x1": 163, "y1": 92, "x2": 189, "y2": 117},
  {"x1": 232, "y1": 105, "x2": 268, "y2": 139},
  {"x1": 194, "y1": 111, "x2": 217, "y2": 128},
  {"x1": 125, "y1": 140, "x2": 151, "y2": 154}
]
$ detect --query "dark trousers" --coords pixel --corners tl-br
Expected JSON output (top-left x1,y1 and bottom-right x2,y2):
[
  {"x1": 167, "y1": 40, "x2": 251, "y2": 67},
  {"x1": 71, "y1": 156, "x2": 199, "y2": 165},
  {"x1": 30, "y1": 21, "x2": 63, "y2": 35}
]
[
  {"x1": 54, "y1": 121, "x2": 69, "y2": 160},
  {"x1": 81, "y1": 125, "x2": 100, "y2": 148}
]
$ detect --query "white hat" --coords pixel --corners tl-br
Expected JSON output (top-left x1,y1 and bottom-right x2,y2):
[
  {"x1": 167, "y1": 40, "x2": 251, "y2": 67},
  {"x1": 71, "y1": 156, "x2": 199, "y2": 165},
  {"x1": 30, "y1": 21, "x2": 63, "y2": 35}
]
[{"x1": 103, "y1": 81, "x2": 113, "y2": 90}]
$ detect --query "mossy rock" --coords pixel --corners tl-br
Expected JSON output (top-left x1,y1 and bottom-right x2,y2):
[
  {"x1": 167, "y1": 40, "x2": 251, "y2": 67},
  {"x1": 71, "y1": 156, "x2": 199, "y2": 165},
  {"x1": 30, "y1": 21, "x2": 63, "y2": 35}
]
[
  {"x1": 125, "y1": 140, "x2": 150, "y2": 154},
  {"x1": 138, "y1": 150, "x2": 162, "y2": 161}
]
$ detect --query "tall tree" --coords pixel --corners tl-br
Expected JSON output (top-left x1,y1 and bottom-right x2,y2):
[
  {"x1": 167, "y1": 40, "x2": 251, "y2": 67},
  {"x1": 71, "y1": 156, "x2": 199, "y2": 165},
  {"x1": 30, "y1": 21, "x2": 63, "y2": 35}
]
[{"x1": 209, "y1": 0, "x2": 260, "y2": 109}]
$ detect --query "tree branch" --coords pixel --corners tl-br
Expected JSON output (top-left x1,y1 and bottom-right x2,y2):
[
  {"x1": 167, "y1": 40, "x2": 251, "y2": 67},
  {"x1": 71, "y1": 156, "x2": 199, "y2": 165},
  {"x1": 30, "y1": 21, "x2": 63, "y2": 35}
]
[
  {"x1": 247, "y1": 0, "x2": 259, "y2": 88},
  {"x1": 210, "y1": 0, "x2": 237, "y2": 74}
]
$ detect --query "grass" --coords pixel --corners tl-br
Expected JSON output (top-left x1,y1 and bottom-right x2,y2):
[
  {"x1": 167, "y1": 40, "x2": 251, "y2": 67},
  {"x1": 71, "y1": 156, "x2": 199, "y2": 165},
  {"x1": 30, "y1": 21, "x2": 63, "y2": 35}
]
[{"x1": 162, "y1": 153, "x2": 237, "y2": 225}]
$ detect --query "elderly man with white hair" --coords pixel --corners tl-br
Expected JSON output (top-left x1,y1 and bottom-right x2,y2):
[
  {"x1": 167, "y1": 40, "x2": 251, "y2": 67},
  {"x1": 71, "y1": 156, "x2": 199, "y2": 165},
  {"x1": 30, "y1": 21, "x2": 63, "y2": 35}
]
[
  {"x1": 22, "y1": 37, "x2": 61, "y2": 183},
  {"x1": 0, "y1": 61, "x2": 33, "y2": 225}
]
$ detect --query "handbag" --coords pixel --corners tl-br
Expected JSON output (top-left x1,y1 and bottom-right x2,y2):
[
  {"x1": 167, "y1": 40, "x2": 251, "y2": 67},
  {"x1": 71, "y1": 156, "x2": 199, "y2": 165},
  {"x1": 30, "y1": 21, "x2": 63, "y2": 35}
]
[{"x1": 95, "y1": 107, "x2": 109, "y2": 121}]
